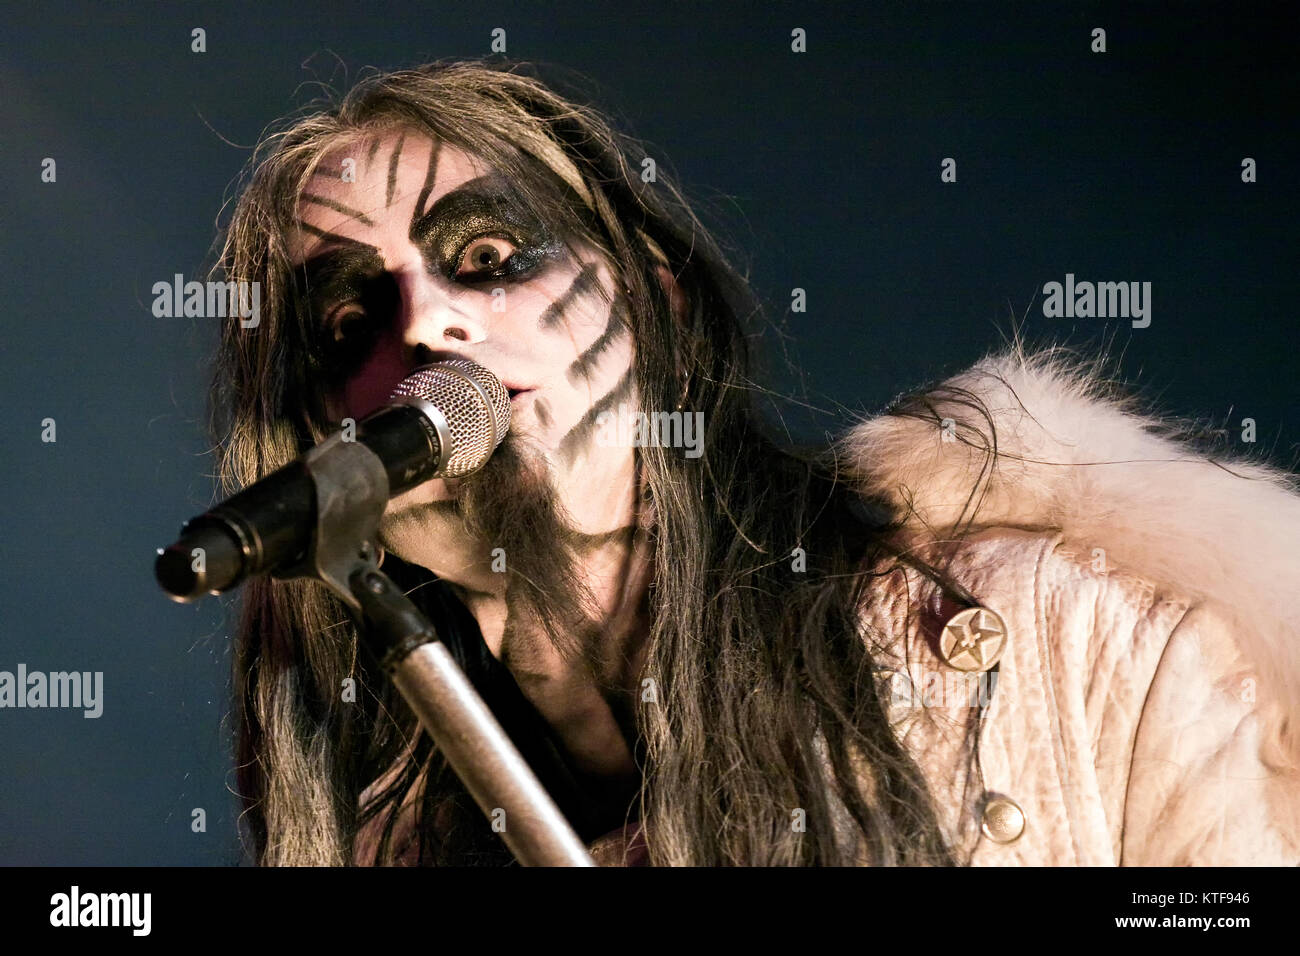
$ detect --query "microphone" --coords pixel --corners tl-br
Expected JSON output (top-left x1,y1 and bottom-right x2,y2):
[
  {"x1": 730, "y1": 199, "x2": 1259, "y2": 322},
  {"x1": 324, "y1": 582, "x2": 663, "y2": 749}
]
[{"x1": 155, "y1": 359, "x2": 510, "y2": 603}]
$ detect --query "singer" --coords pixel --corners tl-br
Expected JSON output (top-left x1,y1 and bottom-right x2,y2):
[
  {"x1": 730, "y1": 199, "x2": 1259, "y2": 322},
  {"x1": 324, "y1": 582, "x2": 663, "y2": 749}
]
[{"x1": 210, "y1": 58, "x2": 1300, "y2": 866}]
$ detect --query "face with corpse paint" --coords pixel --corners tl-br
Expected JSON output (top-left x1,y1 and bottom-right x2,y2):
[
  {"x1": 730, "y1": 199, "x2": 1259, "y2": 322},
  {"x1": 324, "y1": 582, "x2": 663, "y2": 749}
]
[{"x1": 289, "y1": 130, "x2": 667, "y2": 761}]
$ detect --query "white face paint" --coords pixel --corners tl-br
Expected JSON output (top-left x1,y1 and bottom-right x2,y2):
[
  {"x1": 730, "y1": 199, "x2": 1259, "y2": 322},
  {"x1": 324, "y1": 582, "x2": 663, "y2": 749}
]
[{"x1": 287, "y1": 129, "x2": 643, "y2": 589}]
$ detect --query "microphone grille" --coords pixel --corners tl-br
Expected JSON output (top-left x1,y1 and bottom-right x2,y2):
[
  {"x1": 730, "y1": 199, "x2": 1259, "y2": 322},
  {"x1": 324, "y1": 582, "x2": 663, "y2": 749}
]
[{"x1": 388, "y1": 359, "x2": 510, "y2": 476}]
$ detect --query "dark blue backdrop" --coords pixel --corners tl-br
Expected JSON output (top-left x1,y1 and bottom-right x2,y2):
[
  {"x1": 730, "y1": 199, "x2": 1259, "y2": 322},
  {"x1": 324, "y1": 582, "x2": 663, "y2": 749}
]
[{"x1": 1, "y1": 0, "x2": 1295, "y2": 864}]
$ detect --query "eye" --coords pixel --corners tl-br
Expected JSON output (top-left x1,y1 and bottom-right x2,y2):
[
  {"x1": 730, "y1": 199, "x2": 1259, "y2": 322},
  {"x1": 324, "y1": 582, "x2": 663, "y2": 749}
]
[
  {"x1": 455, "y1": 236, "x2": 519, "y2": 280},
  {"x1": 328, "y1": 303, "x2": 373, "y2": 344}
]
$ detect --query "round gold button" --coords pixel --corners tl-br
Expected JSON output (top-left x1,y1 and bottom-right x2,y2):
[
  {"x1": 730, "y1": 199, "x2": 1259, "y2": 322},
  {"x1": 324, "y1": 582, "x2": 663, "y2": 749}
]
[
  {"x1": 981, "y1": 796, "x2": 1025, "y2": 843},
  {"x1": 939, "y1": 606, "x2": 1007, "y2": 672}
]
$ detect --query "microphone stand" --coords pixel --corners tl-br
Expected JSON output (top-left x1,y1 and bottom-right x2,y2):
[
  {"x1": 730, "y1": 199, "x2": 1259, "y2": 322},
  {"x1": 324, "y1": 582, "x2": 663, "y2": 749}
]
[{"x1": 299, "y1": 433, "x2": 596, "y2": 867}]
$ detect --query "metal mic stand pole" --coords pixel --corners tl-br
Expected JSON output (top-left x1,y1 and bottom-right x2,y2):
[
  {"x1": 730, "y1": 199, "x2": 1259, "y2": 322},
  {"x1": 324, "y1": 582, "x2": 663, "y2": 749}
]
[{"x1": 300, "y1": 434, "x2": 595, "y2": 867}]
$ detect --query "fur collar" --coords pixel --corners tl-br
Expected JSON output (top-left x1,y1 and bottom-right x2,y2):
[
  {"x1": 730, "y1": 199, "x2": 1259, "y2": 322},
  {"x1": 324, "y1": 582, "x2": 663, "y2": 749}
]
[{"x1": 842, "y1": 344, "x2": 1300, "y2": 765}]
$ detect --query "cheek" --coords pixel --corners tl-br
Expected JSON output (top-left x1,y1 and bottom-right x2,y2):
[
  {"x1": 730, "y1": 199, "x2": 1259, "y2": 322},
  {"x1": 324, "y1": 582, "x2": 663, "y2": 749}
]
[
  {"x1": 533, "y1": 340, "x2": 636, "y2": 456},
  {"x1": 539, "y1": 387, "x2": 591, "y2": 428},
  {"x1": 338, "y1": 332, "x2": 411, "y2": 420}
]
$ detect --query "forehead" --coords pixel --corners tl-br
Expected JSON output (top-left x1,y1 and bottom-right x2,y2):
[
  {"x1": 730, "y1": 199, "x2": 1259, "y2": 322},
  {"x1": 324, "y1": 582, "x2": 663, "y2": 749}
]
[{"x1": 289, "y1": 130, "x2": 492, "y2": 262}]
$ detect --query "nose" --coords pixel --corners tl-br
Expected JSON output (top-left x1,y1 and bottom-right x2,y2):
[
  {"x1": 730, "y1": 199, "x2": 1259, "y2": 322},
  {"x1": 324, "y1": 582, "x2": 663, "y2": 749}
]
[{"x1": 397, "y1": 265, "x2": 489, "y2": 362}]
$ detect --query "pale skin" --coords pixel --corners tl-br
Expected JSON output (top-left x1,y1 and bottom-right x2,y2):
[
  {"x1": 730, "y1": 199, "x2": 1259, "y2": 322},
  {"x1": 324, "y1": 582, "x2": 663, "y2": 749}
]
[{"x1": 289, "y1": 130, "x2": 686, "y2": 790}]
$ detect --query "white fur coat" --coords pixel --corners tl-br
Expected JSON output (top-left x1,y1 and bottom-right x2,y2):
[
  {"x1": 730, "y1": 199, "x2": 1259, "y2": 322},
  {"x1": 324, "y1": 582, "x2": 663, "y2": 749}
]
[{"x1": 840, "y1": 345, "x2": 1300, "y2": 864}]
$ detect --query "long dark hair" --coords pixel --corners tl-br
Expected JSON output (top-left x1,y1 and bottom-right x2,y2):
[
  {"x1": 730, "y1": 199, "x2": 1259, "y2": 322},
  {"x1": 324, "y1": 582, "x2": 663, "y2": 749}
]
[{"x1": 213, "y1": 57, "x2": 983, "y2": 865}]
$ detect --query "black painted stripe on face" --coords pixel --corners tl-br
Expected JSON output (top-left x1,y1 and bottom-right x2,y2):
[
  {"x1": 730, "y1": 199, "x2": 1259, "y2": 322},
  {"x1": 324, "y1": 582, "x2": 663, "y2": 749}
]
[
  {"x1": 534, "y1": 397, "x2": 553, "y2": 430},
  {"x1": 565, "y1": 299, "x2": 628, "y2": 386},
  {"x1": 366, "y1": 137, "x2": 382, "y2": 170},
  {"x1": 538, "y1": 262, "x2": 603, "y2": 330},
  {"x1": 557, "y1": 366, "x2": 635, "y2": 466},
  {"x1": 308, "y1": 160, "x2": 346, "y2": 181},
  {"x1": 413, "y1": 137, "x2": 443, "y2": 221},
  {"x1": 386, "y1": 132, "x2": 406, "y2": 208},
  {"x1": 300, "y1": 193, "x2": 376, "y2": 227},
  {"x1": 295, "y1": 220, "x2": 380, "y2": 250}
]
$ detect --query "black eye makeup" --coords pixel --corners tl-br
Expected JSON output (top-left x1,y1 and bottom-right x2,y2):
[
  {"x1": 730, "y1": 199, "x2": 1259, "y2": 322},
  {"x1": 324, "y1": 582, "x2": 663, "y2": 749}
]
[
  {"x1": 411, "y1": 175, "x2": 566, "y2": 285},
  {"x1": 288, "y1": 176, "x2": 570, "y2": 382},
  {"x1": 291, "y1": 242, "x2": 397, "y2": 377}
]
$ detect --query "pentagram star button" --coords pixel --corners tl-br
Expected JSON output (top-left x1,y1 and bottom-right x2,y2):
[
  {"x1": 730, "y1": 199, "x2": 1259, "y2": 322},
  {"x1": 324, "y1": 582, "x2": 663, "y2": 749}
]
[{"x1": 938, "y1": 606, "x2": 1007, "y2": 672}]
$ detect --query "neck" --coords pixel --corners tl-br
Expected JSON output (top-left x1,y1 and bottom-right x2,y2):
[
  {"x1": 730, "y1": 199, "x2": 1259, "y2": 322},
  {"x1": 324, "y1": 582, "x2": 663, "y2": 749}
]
[
  {"x1": 455, "y1": 525, "x2": 654, "y2": 779},
  {"x1": 381, "y1": 445, "x2": 655, "y2": 779}
]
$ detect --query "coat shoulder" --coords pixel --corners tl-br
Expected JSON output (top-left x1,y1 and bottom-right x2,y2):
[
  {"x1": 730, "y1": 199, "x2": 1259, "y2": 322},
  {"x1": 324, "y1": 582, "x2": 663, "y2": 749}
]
[
  {"x1": 859, "y1": 523, "x2": 1300, "y2": 864},
  {"x1": 842, "y1": 344, "x2": 1300, "y2": 770}
]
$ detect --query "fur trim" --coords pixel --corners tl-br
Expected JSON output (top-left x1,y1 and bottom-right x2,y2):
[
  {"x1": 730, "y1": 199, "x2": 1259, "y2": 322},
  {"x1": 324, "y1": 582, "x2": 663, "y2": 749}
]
[{"x1": 842, "y1": 343, "x2": 1300, "y2": 765}]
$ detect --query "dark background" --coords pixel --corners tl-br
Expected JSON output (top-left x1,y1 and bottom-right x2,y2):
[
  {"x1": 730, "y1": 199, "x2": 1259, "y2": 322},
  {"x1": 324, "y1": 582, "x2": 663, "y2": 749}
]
[{"x1": 1, "y1": 1, "x2": 1295, "y2": 864}]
